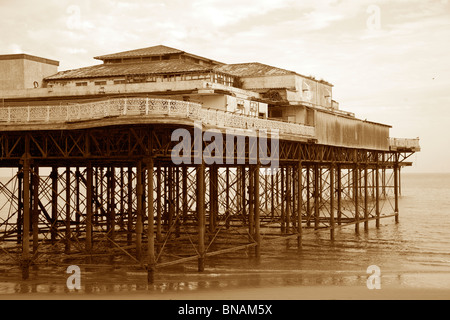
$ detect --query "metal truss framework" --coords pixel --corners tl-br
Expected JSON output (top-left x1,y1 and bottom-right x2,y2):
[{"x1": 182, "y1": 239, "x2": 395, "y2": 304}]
[{"x1": 0, "y1": 125, "x2": 413, "y2": 280}]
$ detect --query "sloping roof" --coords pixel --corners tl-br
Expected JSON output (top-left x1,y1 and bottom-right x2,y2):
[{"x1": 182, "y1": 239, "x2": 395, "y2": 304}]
[
  {"x1": 214, "y1": 62, "x2": 333, "y2": 86},
  {"x1": 214, "y1": 62, "x2": 295, "y2": 77},
  {"x1": 94, "y1": 45, "x2": 184, "y2": 60},
  {"x1": 45, "y1": 59, "x2": 213, "y2": 80}
]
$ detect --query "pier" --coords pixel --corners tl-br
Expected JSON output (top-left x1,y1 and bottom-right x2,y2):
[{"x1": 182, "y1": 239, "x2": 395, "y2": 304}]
[{"x1": 0, "y1": 46, "x2": 420, "y2": 281}]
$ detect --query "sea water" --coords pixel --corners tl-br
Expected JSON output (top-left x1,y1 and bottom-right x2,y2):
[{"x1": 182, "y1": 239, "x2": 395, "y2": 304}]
[{"x1": 0, "y1": 172, "x2": 449, "y2": 295}]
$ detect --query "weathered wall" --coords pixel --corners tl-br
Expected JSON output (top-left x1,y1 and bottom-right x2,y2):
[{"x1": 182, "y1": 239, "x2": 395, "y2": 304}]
[
  {"x1": 2, "y1": 80, "x2": 208, "y2": 98},
  {"x1": 241, "y1": 74, "x2": 334, "y2": 109},
  {"x1": 314, "y1": 110, "x2": 390, "y2": 150},
  {"x1": 269, "y1": 105, "x2": 314, "y2": 126},
  {"x1": 0, "y1": 56, "x2": 58, "y2": 91},
  {"x1": 23, "y1": 59, "x2": 58, "y2": 89},
  {"x1": 0, "y1": 59, "x2": 24, "y2": 90},
  {"x1": 225, "y1": 95, "x2": 268, "y2": 118},
  {"x1": 199, "y1": 94, "x2": 227, "y2": 111},
  {"x1": 241, "y1": 74, "x2": 297, "y2": 91},
  {"x1": 300, "y1": 77, "x2": 333, "y2": 108}
]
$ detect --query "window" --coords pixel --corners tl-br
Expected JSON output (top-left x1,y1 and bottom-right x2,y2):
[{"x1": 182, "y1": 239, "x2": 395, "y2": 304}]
[
  {"x1": 105, "y1": 59, "x2": 121, "y2": 64},
  {"x1": 131, "y1": 76, "x2": 146, "y2": 83},
  {"x1": 124, "y1": 58, "x2": 141, "y2": 63},
  {"x1": 76, "y1": 82, "x2": 87, "y2": 87},
  {"x1": 270, "y1": 109, "x2": 283, "y2": 118},
  {"x1": 94, "y1": 81, "x2": 107, "y2": 86},
  {"x1": 114, "y1": 79, "x2": 126, "y2": 85}
]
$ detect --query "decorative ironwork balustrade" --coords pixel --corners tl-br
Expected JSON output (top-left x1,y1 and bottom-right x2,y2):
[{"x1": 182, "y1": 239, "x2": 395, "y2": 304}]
[
  {"x1": 389, "y1": 137, "x2": 421, "y2": 151},
  {"x1": 0, "y1": 97, "x2": 316, "y2": 138}
]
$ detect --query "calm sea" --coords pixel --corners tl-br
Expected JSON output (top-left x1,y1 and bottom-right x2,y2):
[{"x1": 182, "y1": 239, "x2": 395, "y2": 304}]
[{"x1": 0, "y1": 172, "x2": 449, "y2": 295}]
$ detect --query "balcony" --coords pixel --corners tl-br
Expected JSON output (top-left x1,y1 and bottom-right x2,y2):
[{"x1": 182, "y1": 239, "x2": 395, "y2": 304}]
[
  {"x1": 389, "y1": 137, "x2": 421, "y2": 151},
  {"x1": 0, "y1": 97, "x2": 315, "y2": 139}
]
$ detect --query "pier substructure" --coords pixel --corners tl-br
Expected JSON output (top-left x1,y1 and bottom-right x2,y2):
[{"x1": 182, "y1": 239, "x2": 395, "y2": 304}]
[{"x1": 0, "y1": 124, "x2": 415, "y2": 280}]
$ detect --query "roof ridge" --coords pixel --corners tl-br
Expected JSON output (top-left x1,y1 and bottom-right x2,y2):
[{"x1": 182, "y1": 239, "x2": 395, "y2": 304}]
[{"x1": 94, "y1": 45, "x2": 184, "y2": 60}]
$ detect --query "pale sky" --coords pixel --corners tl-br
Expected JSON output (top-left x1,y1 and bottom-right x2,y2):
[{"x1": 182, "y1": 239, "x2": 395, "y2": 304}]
[{"x1": 1, "y1": 0, "x2": 449, "y2": 173}]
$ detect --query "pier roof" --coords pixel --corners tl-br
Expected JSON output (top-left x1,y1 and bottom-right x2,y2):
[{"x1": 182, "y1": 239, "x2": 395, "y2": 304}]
[
  {"x1": 215, "y1": 62, "x2": 333, "y2": 86},
  {"x1": 45, "y1": 59, "x2": 214, "y2": 80},
  {"x1": 93, "y1": 44, "x2": 224, "y2": 66},
  {"x1": 214, "y1": 62, "x2": 295, "y2": 77},
  {"x1": 93, "y1": 45, "x2": 184, "y2": 60}
]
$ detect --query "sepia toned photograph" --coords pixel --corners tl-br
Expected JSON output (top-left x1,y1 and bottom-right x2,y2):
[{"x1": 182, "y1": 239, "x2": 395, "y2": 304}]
[{"x1": 0, "y1": 0, "x2": 449, "y2": 304}]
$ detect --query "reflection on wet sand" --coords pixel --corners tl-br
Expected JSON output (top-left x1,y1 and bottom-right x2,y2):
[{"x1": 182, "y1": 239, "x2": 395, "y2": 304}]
[{"x1": 1, "y1": 248, "x2": 439, "y2": 297}]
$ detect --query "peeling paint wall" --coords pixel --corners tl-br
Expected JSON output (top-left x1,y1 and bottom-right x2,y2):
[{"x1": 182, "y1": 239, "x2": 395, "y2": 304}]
[{"x1": 314, "y1": 110, "x2": 390, "y2": 150}]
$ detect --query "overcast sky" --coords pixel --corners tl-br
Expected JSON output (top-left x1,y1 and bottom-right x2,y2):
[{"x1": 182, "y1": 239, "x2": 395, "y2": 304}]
[{"x1": 1, "y1": 0, "x2": 449, "y2": 173}]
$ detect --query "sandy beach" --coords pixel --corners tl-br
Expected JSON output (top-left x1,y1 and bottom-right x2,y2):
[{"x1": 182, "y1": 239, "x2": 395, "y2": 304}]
[{"x1": 2, "y1": 284, "x2": 449, "y2": 300}]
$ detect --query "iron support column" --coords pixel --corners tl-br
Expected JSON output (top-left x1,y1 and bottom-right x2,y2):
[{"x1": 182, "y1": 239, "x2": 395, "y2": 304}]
[
  {"x1": 21, "y1": 151, "x2": 31, "y2": 280},
  {"x1": 146, "y1": 158, "x2": 155, "y2": 283},
  {"x1": 86, "y1": 162, "x2": 93, "y2": 252},
  {"x1": 297, "y1": 161, "x2": 303, "y2": 249},
  {"x1": 330, "y1": 163, "x2": 335, "y2": 241},
  {"x1": 254, "y1": 164, "x2": 261, "y2": 257},
  {"x1": 197, "y1": 162, "x2": 206, "y2": 272}
]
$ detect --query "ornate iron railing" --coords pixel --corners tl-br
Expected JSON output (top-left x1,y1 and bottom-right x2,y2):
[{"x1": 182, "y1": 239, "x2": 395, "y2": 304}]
[
  {"x1": 0, "y1": 97, "x2": 316, "y2": 138},
  {"x1": 389, "y1": 137, "x2": 421, "y2": 150}
]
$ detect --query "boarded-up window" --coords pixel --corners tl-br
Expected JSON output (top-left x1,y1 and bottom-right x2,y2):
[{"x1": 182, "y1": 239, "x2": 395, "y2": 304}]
[{"x1": 270, "y1": 109, "x2": 283, "y2": 118}]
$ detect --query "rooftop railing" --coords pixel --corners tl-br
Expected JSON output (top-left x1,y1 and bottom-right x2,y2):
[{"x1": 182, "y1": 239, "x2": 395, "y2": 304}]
[
  {"x1": 0, "y1": 97, "x2": 316, "y2": 138},
  {"x1": 389, "y1": 137, "x2": 421, "y2": 150}
]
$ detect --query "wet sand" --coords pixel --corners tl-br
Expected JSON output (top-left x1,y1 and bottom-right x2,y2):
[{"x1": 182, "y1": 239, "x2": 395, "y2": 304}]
[
  {"x1": 2, "y1": 285, "x2": 449, "y2": 300},
  {"x1": 1, "y1": 253, "x2": 450, "y2": 300}
]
